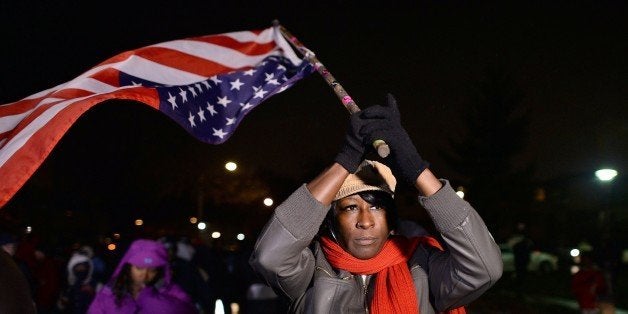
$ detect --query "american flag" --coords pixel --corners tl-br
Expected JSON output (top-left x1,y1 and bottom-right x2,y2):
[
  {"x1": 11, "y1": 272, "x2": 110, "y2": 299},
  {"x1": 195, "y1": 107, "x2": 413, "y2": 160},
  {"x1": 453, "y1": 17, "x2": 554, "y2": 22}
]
[{"x1": 0, "y1": 25, "x2": 313, "y2": 208}]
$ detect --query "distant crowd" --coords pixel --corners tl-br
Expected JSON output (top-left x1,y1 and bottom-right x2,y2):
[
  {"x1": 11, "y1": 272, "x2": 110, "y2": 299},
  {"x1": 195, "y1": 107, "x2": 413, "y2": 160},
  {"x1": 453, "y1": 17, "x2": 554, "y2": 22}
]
[{"x1": 0, "y1": 231, "x2": 282, "y2": 314}]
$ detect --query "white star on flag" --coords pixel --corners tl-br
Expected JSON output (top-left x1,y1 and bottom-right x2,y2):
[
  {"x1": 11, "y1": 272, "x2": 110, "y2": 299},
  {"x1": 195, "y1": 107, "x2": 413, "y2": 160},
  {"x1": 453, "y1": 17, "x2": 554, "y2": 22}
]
[
  {"x1": 206, "y1": 103, "x2": 218, "y2": 116},
  {"x1": 212, "y1": 128, "x2": 228, "y2": 139},
  {"x1": 188, "y1": 86, "x2": 198, "y2": 97},
  {"x1": 167, "y1": 93, "x2": 178, "y2": 110},
  {"x1": 217, "y1": 96, "x2": 232, "y2": 107},
  {"x1": 179, "y1": 88, "x2": 188, "y2": 103},
  {"x1": 188, "y1": 112, "x2": 196, "y2": 127},
  {"x1": 198, "y1": 107, "x2": 206, "y2": 122},
  {"x1": 210, "y1": 75, "x2": 222, "y2": 84},
  {"x1": 230, "y1": 79, "x2": 245, "y2": 90},
  {"x1": 254, "y1": 88, "x2": 268, "y2": 99},
  {"x1": 240, "y1": 102, "x2": 253, "y2": 111}
]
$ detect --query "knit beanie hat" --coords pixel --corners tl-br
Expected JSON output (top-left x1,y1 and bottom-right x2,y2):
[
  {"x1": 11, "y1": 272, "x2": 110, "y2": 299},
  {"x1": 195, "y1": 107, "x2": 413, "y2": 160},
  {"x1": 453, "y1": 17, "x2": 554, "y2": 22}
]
[{"x1": 334, "y1": 160, "x2": 396, "y2": 201}]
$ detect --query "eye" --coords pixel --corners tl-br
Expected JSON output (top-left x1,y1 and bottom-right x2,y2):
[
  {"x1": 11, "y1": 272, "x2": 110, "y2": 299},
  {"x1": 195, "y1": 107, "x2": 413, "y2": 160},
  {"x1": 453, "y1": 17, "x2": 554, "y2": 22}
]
[
  {"x1": 342, "y1": 204, "x2": 358, "y2": 211},
  {"x1": 370, "y1": 205, "x2": 384, "y2": 211}
]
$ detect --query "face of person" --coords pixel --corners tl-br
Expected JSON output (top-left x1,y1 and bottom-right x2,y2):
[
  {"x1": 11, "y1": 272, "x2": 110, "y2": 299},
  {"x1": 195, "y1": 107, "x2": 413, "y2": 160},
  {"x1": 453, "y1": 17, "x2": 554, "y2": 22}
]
[
  {"x1": 130, "y1": 265, "x2": 159, "y2": 285},
  {"x1": 71, "y1": 264, "x2": 88, "y2": 283},
  {"x1": 334, "y1": 194, "x2": 390, "y2": 260}
]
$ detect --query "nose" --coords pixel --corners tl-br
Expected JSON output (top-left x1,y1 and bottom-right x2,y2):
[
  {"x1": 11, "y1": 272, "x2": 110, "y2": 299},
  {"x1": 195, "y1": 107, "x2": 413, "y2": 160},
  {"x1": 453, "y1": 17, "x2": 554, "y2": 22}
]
[
  {"x1": 137, "y1": 268, "x2": 149, "y2": 281},
  {"x1": 356, "y1": 208, "x2": 375, "y2": 229}
]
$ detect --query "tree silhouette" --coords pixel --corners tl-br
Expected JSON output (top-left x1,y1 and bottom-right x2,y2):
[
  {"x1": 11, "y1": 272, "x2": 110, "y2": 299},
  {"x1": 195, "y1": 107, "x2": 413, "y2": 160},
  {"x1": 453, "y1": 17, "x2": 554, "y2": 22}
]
[{"x1": 440, "y1": 65, "x2": 534, "y2": 240}]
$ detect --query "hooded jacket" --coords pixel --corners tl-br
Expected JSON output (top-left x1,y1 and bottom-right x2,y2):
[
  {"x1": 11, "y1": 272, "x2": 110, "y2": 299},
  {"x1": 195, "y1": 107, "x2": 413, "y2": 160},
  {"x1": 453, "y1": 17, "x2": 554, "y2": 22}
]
[
  {"x1": 67, "y1": 253, "x2": 94, "y2": 286},
  {"x1": 87, "y1": 239, "x2": 197, "y2": 314},
  {"x1": 60, "y1": 253, "x2": 101, "y2": 314},
  {"x1": 250, "y1": 180, "x2": 503, "y2": 313}
]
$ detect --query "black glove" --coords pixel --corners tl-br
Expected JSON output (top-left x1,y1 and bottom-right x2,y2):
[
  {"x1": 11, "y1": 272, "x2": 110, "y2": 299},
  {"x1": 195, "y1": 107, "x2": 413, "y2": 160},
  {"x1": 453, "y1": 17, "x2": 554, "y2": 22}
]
[
  {"x1": 360, "y1": 93, "x2": 429, "y2": 185},
  {"x1": 334, "y1": 112, "x2": 368, "y2": 173}
]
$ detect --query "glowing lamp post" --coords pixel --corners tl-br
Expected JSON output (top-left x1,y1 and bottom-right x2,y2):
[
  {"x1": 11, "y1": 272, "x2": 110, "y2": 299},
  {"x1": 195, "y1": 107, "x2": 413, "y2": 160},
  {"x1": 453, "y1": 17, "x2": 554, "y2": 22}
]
[
  {"x1": 594, "y1": 167, "x2": 619, "y2": 301},
  {"x1": 595, "y1": 168, "x2": 618, "y2": 182},
  {"x1": 225, "y1": 161, "x2": 237, "y2": 172},
  {"x1": 594, "y1": 168, "x2": 618, "y2": 238}
]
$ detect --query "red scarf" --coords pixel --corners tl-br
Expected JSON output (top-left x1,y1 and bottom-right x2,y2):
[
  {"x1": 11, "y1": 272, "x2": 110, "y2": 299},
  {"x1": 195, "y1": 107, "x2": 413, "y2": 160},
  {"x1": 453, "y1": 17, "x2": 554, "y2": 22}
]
[{"x1": 320, "y1": 235, "x2": 466, "y2": 314}]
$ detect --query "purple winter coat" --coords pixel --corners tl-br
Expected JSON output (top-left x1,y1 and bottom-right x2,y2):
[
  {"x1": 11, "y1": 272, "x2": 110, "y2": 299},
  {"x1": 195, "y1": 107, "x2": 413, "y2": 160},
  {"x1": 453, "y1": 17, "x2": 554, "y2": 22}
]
[{"x1": 87, "y1": 239, "x2": 197, "y2": 314}]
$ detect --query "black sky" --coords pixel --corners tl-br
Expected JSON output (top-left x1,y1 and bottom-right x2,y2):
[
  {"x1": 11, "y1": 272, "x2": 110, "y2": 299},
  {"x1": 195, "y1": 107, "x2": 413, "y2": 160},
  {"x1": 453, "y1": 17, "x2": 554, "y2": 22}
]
[{"x1": 1, "y1": 1, "x2": 627, "y2": 221}]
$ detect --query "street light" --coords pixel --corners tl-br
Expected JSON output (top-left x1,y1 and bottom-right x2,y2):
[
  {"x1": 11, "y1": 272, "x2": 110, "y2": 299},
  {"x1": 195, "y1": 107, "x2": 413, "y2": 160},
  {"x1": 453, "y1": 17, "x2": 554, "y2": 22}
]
[
  {"x1": 595, "y1": 168, "x2": 618, "y2": 182},
  {"x1": 197, "y1": 222, "x2": 207, "y2": 230},
  {"x1": 593, "y1": 167, "x2": 619, "y2": 303},
  {"x1": 263, "y1": 197, "x2": 274, "y2": 206},
  {"x1": 225, "y1": 161, "x2": 237, "y2": 172},
  {"x1": 594, "y1": 167, "x2": 618, "y2": 229}
]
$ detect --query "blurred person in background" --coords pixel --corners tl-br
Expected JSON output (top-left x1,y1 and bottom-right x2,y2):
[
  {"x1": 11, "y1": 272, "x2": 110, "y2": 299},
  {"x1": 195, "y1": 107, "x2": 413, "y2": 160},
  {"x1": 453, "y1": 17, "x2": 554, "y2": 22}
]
[
  {"x1": 0, "y1": 232, "x2": 38, "y2": 299},
  {"x1": 572, "y1": 251, "x2": 607, "y2": 314},
  {"x1": 194, "y1": 239, "x2": 231, "y2": 313},
  {"x1": 79, "y1": 244, "x2": 109, "y2": 285},
  {"x1": 87, "y1": 238, "x2": 197, "y2": 314},
  {"x1": 594, "y1": 237, "x2": 620, "y2": 314},
  {"x1": 57, "y1": 251, "x2": 102, "y2": 313},
  {"x1": 31, "y1": 240, "x2": 64, "y2": 314},
  {"x1": 160, "y1": 236, "x2": 214, "y2": 313},
  {"x1": 0, "y1": 248, "x2": 37, "y2": 313},
  {"x1": 511, "y1": 223, "x2": 533, "y2": 293}
]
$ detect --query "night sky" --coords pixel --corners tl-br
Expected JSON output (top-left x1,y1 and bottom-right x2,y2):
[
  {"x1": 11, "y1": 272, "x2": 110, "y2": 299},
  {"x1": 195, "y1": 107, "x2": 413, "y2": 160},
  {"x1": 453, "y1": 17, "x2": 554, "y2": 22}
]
[{"x1": 1, "y1": 1, "x2": 626, "y2": 241}]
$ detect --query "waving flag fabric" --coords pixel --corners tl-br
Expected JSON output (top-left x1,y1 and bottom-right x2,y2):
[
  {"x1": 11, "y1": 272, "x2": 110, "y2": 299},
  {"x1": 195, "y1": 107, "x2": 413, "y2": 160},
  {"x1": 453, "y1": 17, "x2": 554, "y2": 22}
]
[{"x1": 0, "y1": 25, "x2": 313, "y2": 208}]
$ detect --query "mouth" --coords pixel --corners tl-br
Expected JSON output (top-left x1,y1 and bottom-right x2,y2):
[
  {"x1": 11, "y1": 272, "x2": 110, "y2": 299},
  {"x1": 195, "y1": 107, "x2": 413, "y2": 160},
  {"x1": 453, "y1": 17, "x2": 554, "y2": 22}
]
[{"x1": 354, "y1": 237, "x2": 377, "y2": 246}]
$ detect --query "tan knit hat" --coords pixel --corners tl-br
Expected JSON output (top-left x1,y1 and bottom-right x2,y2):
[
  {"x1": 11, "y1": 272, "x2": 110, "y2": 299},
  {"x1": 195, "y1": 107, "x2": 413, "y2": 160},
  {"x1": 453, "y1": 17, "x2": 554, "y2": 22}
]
[{"x1": 334, "y1": 160, "x2": 397, "y2": 201}]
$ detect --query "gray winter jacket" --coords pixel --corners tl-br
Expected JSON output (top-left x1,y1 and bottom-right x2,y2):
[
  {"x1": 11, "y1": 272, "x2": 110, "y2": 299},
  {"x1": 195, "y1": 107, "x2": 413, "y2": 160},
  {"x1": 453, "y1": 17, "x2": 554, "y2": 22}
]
[{"x1": 249, "y1": 180, "x2": 502, "y2": 313}]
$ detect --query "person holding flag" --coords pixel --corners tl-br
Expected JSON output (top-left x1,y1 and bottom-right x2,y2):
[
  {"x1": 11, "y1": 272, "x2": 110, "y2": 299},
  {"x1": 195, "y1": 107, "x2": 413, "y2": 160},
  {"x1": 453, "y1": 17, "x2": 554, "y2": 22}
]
[{"x1": 249, "y1": 94, "x2": 503, "y2": 313}]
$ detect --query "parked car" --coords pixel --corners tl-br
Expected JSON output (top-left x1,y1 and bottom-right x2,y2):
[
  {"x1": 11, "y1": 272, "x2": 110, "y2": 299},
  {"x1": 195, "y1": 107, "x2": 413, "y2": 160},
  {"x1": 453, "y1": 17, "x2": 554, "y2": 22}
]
[{"x1": 500, "y1": 243, "x2": 559, "y2": 273}]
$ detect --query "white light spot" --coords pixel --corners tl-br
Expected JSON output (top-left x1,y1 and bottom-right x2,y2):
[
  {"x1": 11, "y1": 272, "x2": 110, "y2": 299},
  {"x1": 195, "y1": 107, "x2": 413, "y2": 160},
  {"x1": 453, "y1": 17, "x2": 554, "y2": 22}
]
[
  {"x1": 225, "y1": 162, "x2": 237, "y2": 171},
  {"x1": 263, "y1": 198, "x2": 274, "y2": 206}
]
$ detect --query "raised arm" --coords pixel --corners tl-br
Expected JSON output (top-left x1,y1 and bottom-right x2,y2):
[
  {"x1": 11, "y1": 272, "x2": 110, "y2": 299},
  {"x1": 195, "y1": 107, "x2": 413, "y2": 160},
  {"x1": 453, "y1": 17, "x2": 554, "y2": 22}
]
[
  {"x1": 414, "y1": 168, "x2": 442, "y2": 197},
  {"x1": 306, "y1": 163, "x2": 349, "y2": 205}
]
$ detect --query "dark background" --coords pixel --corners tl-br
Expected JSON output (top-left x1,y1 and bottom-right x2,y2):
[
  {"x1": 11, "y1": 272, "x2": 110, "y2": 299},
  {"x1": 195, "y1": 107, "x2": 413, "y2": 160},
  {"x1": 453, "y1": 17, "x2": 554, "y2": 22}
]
[{"x1": 0, "y1": 1, "x2": 626, "y2": 250}]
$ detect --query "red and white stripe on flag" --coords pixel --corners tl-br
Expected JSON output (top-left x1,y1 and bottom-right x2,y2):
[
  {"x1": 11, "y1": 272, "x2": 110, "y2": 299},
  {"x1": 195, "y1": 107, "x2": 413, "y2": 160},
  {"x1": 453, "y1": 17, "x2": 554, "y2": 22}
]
[{"x1": 0, "y1": 25, "x2": 307, "y2": 208}]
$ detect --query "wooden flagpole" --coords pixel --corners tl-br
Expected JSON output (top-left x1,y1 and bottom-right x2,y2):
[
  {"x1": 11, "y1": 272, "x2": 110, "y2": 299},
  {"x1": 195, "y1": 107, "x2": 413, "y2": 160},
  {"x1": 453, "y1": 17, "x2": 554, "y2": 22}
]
[{"x1": 275, "y1": 21, "x2": 390, "y2": 158}]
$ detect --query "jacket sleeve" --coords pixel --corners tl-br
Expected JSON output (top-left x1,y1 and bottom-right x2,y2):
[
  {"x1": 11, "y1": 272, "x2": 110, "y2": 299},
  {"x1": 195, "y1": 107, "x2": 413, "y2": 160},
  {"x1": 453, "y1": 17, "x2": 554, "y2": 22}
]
[
  {"x1": 418, "y1": 180, "x2": 503, "y2": 311},
  {"x1": 249, "y1": 184, "x2": 330, "y2": 303}
]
